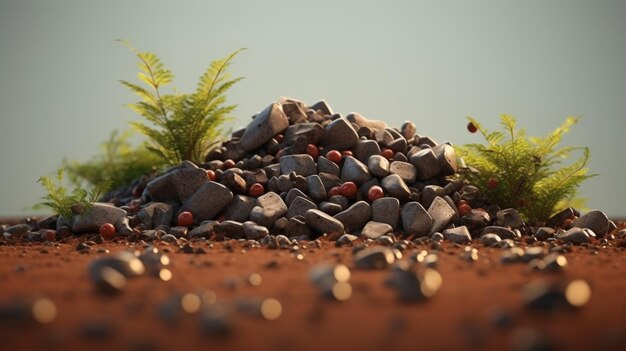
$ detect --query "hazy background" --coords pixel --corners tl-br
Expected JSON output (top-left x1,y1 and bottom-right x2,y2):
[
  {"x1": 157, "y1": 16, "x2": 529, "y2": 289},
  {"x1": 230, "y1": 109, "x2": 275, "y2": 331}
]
[{"x1": 1, "y1": 0, "x2": 625, "y2": 217}]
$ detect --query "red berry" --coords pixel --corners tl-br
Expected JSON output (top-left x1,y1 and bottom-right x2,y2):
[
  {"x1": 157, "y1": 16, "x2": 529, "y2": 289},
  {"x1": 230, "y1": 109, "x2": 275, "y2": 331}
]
[
  {"x1": 223, "y1": 159, "x2": 235, "y2": 170},
  {"x1": 326, "y1": 150, "x2": 342, "y2": 164},
  {"x1": 341, "y1": 150, "x2": 353, "y2": 157},
  {"x1": 99, "y1": 223, "x2": 116, "y2": 239},
  {"x1": 206, "y1": 170, "x2": 217, "y2": 181},
  {"x1": 456, "y1": 199, "x2": 469, "y2": 208},
  {"x1": 340, "y1": 182, "x2": 358, "y2": 198},
  {"x1": 487, "y1": 177, "x2": 499, "y2": 189},
  {"x1": 177, "y1": 211, "x2": 194, "y2": 227},
  {"x1": 248, "y1": 183, "x2": 265, "y2": 197},
  {"x1": 328, "y1": 186, "x2": 342, "y2": 197},
  {"x1": 467, "y1": 122, "x2": 478, "y2": 133},
  {"x1": 367, "y1": 185, "x2": 384, "y2": 202},
  {"x1": 306, "y1": 144, "x2": 319, "y2": 160},
  {"x1": 275, "y1": 134, "x2": 284, "y2": 143},
  {"x1": 381, "y1": 148, "x2": 394, "y2": 160},
  {"x1": 458, "y1": 204, "x2": 472, "y2": 217}
]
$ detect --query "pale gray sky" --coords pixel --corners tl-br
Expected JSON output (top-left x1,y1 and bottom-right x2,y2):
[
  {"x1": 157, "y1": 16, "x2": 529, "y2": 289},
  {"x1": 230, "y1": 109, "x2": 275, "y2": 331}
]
[{"x1": 1, "y1": 0, "x2": 625, "y2": 217}]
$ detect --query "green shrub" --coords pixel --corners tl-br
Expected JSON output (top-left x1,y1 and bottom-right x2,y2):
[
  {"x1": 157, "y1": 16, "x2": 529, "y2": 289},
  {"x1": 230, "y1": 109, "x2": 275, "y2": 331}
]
[
  {"x1": 456, "y1": 115, "x2": 595, "y2": 224},
  {"x1": 120, "y1": 40, "x2": 244, "y2": 165}
]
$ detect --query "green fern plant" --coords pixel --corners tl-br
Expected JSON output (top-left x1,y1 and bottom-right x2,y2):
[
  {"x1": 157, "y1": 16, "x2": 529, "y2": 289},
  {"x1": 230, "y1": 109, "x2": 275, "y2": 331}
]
[
  {"x1": 119, "y1": 40, "x2": 244, "y2": 165},
  {"x1": 64, "y1": 129, "x2": 165, "y2": 189},
  {"x1": 456, "y1": 115, "x2": 595, "y2": 225},
  {"x1": 35, "y1": 168, "x2": 109, "y2": 218}
]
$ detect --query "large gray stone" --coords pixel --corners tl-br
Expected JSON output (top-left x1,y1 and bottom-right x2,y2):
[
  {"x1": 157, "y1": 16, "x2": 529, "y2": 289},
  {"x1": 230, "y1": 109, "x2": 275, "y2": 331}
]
[
  {"x1": 443, "y1": 226, "x2": 472, "y2": 244},
  {"x1": 360, "y1": 221, "x2": 393, "y2": 239},
  {"x1": 284, "y1": 216, "x2": 314, "y2": 238},
  {"x1": 428, "y1": 196, "x2": 456, "y2": 233},
  {"x1": 389, "y1": 161, "x2": 417, "y2": 184},
  {"x1": 288, "y1": 196, "x2": 318, "y2": 219},
  {"x1": 136, "y1": 202, "x2": 174, "y2": 229},
  {"x1": 285, "y1": 188, "x2": 311, "y2": 207},
  {"x1": 346, "y1": 112, "x2": 387, "y2": 131},
  {"x1": 71, "y1": 203, "x2": 128, "y2": 233},
  {"x1": 354, "y1": 247, "x2": 395, "y2": 269},
  {"x1": 368, "y1": 155, "x2": 390, "y2": 179},
  {"x1": 146, "y1": 167, "x2": 208, "y2": 202},
  {"x1": 409, "y1": 148, "x2": 441, "y2": 181},
  {"x1": 180, "y1": 182, "x2": 234, "y2": 223},
  {"x1": 239, "y1": 103, "x2": 289, "y2": 152},
  {"x1": 317, "y1": 156, "x2": 340, "y2": 177},
  {"x1": 401, "y1": 202, "x2": 432, "y2": 236},
  {"x1": 214, "y1": 220, "x2": 245, "y2": 239},
  {"x1": 496, "y1": 208, "x2": 525, "y2": 229},
  {"x1": 242, "y1": 221, "x2": 270, "y2": 240},
  {"x1": 249, "y1": 192, "x2": 288, "y2": 227},
  {"x1": 432, "y1": 144, "x2": 458, "y2": 176},
  {"x1": 372, "y1": 197, "x2": 400, "y2": 230},
  {"x1": 188, "y1": 221, "x2": 218, "y2": 238},
  {"x1": 282, "y1": 123, "x2": 324, "y2": 146},
  {"x1": 221, "y1": 195, "x2": 257, "y2": 222},
  {"x1": 306, "y1": 175, "x2": 327, "y2": 202},
  {"x1": 353, "y1": 140, "x2": 382, "y2": 164},
  {"x1": 280, "y1": 155, "x2": 316, "y2": 177},
  {"x1": 305, "y1": 209, "x2": 345, "y2": 236},
  {"x1": 320, "y1": 117, "x2": 359, "y2": 151},
  {"x1": 557, "y1": 227, "x2": 596, "y2": 245},
  {"x1": 340, "y1": 156, "x2": 372, "y2": 185},
  {"x1": 380, "y1": 174, "x2": 411, "y2": 202},
  {"x1": 333, "y1": 201, "x2": 372, "y2": 233},
  {"x1": 573, "y1": 210, "x2": 610, "y2": 237}
]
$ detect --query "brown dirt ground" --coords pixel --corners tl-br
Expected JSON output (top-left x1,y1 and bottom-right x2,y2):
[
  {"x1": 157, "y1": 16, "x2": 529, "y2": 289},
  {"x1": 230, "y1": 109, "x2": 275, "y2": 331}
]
[{"x1": 1, "y1": 232, "x2": 626, "y2": 351}]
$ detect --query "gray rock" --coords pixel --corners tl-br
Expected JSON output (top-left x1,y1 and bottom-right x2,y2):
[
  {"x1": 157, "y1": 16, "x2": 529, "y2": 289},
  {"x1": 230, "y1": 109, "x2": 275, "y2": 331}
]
[
  {"x1": 354, "y1": 247, "x2": 395, "y2": 269},
  {"x1": 305, "y1": 209, "x2": 345, "y2": 236},
  {"x1": 496, "y1": 208, "x2": 525, "y2": 229},
  {"x1": 285, "y1": 188, "x2": 311, "y2": 207},
  {"x1": 280, "y1": 155, "x2": 316, "y2": 177},
  {"x1": 387, "y1": 265, "x2": 442, "y2": 301},
  {"x1": 249, "y1": 192, "x2": 288, "y2": 227},
  {"x1": 389, "y1": 161, "x2": 417, "y2": 184},
  {"x1": 306, "y1": 175, "x2": 327, "y2": 202},
  {"x1": 353, "y1": 140, "x2": 381, "y2": 164},
  {"x1": 328, "y1": 195, "x2": 349, "y2": 210},
  {"x1": 443, "y1": 226, "x2": 472, "y2": 244},
  {"x1": 401, "y1": 202, "x2": 433, "y2": 236},
  {"x1": 320, "y1": 117, "x2": 359, "y2": 151},
  {"x1": 89, "y1": 251, "x2": 145, "y2": 293},
  {"x1": 482, "y1": 226, "x2": 519, "y2": 240},
  {"x1": 367, "y1": 155, "x2": 390, "y2": 179},
  {"x1": 573, "y1": 210, "x2": 610, "y2": 237},
  {"x1": 71, "y1": 203, "x2": 128, "y2": 233},
  {"x1": 146, "y1": 167, "x2": 208, "y2": 203},
  {"x1": 401, "y1": 121, "x2": 416, "y2": 140},
  {"x1": 421, "y1": 185, "x2": 446, "y2": 209},
  {"x1": 188, "y1": 221, "x2": 217, "y2": 238},
  {"x1": 136, "y1": 202, "x2": 174, "y2": 229},
  {"x1": 317, "y1": 156, "x2": 340, "y2": 177},
  {"x1": 221, "y1": 195, "x2": 256, "y2": 222},
  {"x1": 318, "y1": 172, "x2": 342, "y2": 192},
  {"x1": 557, "y1": 227, "x2": 595, "y2": 245},
  {"x1": 161, "y1": 233, "x2": 178, "y2": 243},
  {"x1": 318, "y1": 202, "x2": 344, "y2": 216},
  {"x1": 361, "y1": 221, "x2": 393, "y2": 239},
  {"x1": 534, "y1": 227, "x2": 555, "y2": 241},
  {"x1": 4, "y1": 223, "x2": 30, "y2": 235},
  {"x1": 310, "y1": 99, "x2": 334, "y2": 115},
  {"x1": 242, "y1": 221, "x2": 269, "y2": 240},
  {"x1": 284, "y1": 216, "x2": 314, "y2": 238},
  {"x1": 546, "y1": 207, "x2": 578, "y2": 228},
  {"x1": 241, "y1": 170, "x2": 268, "y2": 188},
  {"x1": 340, "y1": 156, "x2": 371, "y2": 185},
  {"x1": 372, "y1": 197, "x2": 400, "y2": 230},
  {"x1": 287, "y1": 196, "x2": 318, "y2": 219},
  {"x1": 239, "y1": 103, "x2": 289, "y2": 152},
  {"x1": 346, "y1": 112, "x2": 387, "y2": 131},
  {"x1": 431, "y1": 144, "x2": 458, "y2": 176},
  {"x1": 335, "y1": 234, "x2": 359, "y2": 247},
  {"x1": 214, "y1": 220, "x2": 245, "y2": 239},
  {"x1": 461, "y1": 209, "x2": 491, "y2": 230},
  {"x1": 428, "y1": 197, "x2": 456, "y2": 233},
  {"x1": 220, "y1": 171, "x2": 247, "y2": 194},
  {"x1": 282, "y1": 122, "x2": 324, "y2": 146},
  {"x1": 180, "y1": 182, "x2": 234, "y2": 223},
  {"x1": 481, "y1": 233, "x2": 502, "y2": 246},
  {"x1": 409, "y1": 149, "x2": 441, "y2": 181},
  {"x1": 139, "y1": 247, "x2": 171, "y2": 275},
  {"x1": 380, "y1": 174, "x2": 411, "y2": 202},
  {"x1": 334, "y1": 201, "x2": 372, "y2": 233}
]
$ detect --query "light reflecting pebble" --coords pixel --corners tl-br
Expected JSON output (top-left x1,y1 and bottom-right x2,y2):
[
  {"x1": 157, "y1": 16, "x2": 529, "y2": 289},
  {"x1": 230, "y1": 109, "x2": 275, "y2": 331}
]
[
  {"x1": 260, "y1": 298, "x2": 282, "y2": 321},
  {"x1": 181, "y1": 293, "x2": 201, "y2": 314},
  {"x1": 247, "y1": 273, "x2": 263, "y2": 287},
  {"x1": 31, "y1": 298, "x2": 57, "y2": 324},
  {"x1": 158, "y1": 268, "x2": 173, "y2": 281},
  {"x1": 565, "y1": 280, "x2": 591, "y2": 308}
]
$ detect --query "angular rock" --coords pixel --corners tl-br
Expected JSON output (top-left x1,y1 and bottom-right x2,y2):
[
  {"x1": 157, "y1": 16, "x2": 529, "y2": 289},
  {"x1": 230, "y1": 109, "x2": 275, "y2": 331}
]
[
  {"x1": 354, "y1": 140, "x2": 381, "y2": 164},
  {"x1": 318, "y1": 172, "x2": 342, "y2": 191},
  {"x1": 334, "y1": 201, "x2": 372, "y2": 233},
  {"x1": 340, "y1": 156, "x2": 371, "y2": 185},
  {"x1": 221, "y1": 195, "x2": 256, "y2": 222},
  {"x1": 346, "y1": 112, "x2": 387, "y2": 131},
  {"x1": 482, "y1": 226, "x2": 519, "y2": 240},
  {"x1": 372, "y1": 197, "x2": 400, "y2": 230},
  {"x1": 534, "y1": 227, "x2": 555, "y2": 241},
  {"x1": 354, "y1": 247, "x2": 395, "y2": 269},
  {"x1": 306, "y1": 175, "x2": 327, "y2": 202},
  {"x1": 496, "y1": 208, "x2": 525, "y2": 229},
  {"x1": 136, "y1": 202, "x2": 174, "y2": 229},
  {"x1": 409, "y1": 148, "x2": 441, "y2": 181},
  {"x1": 309, "y1": 99, "x2": 334, "y2": 115},
  {"x1": 389, "y1": 161, "x2": 417, "y2": 184},
  {"x1": 317, "y1": 156, "x2": 340, "y2": 177},
  {"x1": 368, "y1": 155, "x2": 390, "y2": 179},
  {"x1": 401, "y1": 121, "x2": 416, "y2": 140},
  {"x1": 319, "y1": 202, "x2": 343, "y2": 216},
  {"x1": 428, "y1": 197, "x2": 456, "y2": 233},
  {"x1": 283, "y1": 123, "x2": 324, "y2": 146},
  {"x1": 71, "y1": 203, "x2": 128, "y2": 233},
  {"x1": 421, "y1": 185, "x2": 446, "y2": 210},
  {"x1": 280, "y1": 155, "x2": 316, "y2": 177},
  {"x1": 214, "y1": 220, "x2": 245, "y2": 239},
  {"x1": 220, "y1": 172, "x2": 247, "y2": 194},
  {"x1": 180, "y1": 182, "x2": 234, "y2": 223},
  {"x1": 146, "y1": 167, "x2": 208, "y2": 203},
  {"x1": 401, "y1": 202, "x2": 433, "y2": 236},
  {"x1": 328, "y1": 195, "x2": 349, "y2": 211},
  {"x1": 188, "y1": 221, "x2": 218, "y2": 238},
  {"x1": 287, "y1": 196, "x2": 318, "y2": 219},
  {"x1": 380, "y1": 174, "x2": 411, "y2": 202},
  {"x1": 387, "y1": 266, "x2": 442, "y2": 301},
  {"x1": 546, "y1": 207, "x2": 579, "y2": 228},
  {"x1": 239, "y1": 103, "x2": 289, "y2": 152},
  {"x1": 361, "y1": 221, "x2": 393, "y2": 239},
  {"x1": 284, "y1": 216, "x2": 314, "y2": 238},
  {"x1": 431, "y1": 144, "x2": 458, "y2": 176},
  {"x1": 249, "y1": 192, "x2": 288, "y2": 227},
  {"x1": 285, "y1": 188, "x2": 311, "y2": 207},
  {"x1": 242, "y1": 221, "x2": 269, "y2": 240},
  {"x1": 319, "y1": 117, "x2": 359, "y2": 151},
  {"x1": 443, "y1": 226, "x2": 472, "y2": 244},
  {"x1": 305, "y1": 209, "x2": 345, "y2": 236},
  {"x1": 557, "y1": 227, "x2": 596, "y2": 245},
  {"x1": 481, "y1": 233, "x2": 502, "y2": 246},
  {"x1": 573, "y1": 210, "x2": 610, "y2": 238}
]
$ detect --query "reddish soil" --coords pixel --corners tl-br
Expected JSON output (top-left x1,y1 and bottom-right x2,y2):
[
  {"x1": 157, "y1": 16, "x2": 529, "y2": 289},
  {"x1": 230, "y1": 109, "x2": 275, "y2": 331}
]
[{"x1": 1, "y1": 234, "x2": 625, "y2": 351}]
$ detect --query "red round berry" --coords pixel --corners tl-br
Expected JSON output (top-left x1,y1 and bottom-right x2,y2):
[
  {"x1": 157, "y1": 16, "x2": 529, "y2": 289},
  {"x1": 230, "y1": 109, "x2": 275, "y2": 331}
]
[
  {"x1": 456, "y1": 199, "x2": 469, "y2": 208},
  {"x1": 275, "y1": 134, "x2": 284, "y2": 143},
  {"x1": 367, "y1": 185, "x2": 384, "y2": 202},
  {"x1": 326, "y1": 150, "x2": 342, "y2": 164},
  {"x1": 223, "y1": 159, "x2": 235, "y2": 170},
  {"x1": 328, "y1": 186, "x2": 342, "y2": 197},
  {"x1": 467, "y1": 122, "x2": 478, "y2": 133},
  {"x1": 340, "y1": 182, "x2": 358, "y2": 198},
  {"x1": 206, "y1": 169, "x2": 217, "y2": 181},
  {"x1": 341, "y1": 150, "x2": 353, "y2": 157},
  {"x1": 487, "y1": 177, "x2": 499, "y2": 189},
  {"x1": 99, "y1": 223, "x2": 116, "y2": 239},
  {"x1": 248, "y1": 183, "x2": 265, "y2": 197},
  {"x1": 306, "y1": 144, "x2": 319, "y2": 160},
  {"x1": 177, "y1": 211, "x2": 194, "y2": 227},
  {"x1": 458, "y1": 204, "x2": 472, "y2": 217},
  {"x1": 381, "y1": 148, "x2": 394, "y2": 160}
]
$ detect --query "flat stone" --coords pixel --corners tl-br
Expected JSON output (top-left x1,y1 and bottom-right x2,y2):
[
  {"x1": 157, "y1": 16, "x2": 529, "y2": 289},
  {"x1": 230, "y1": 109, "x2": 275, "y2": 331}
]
[
  {"x1": 317, "y1": 156, "x2": 340, "y2": 177},
  {"x1": 401, "y1": 202, "x2": 433, "y2": 236},
  {"x1": 221, "y1": 195, "x2": 257, "y2": 222},
  {"x1": 340, "y1": 156, "x2": 371, "y2": 185},
  {"x1": 573, "y1": 210, "x2": 610, "y2": 237},
  {"x1": 320, "y1": 117, "x2": 359, "y2": 151},
  {"x1": 188, "y1": 221, "x2": 217, "y2": 238},
  {"x1": 318, "y1": 202, "x2": 343, "y2": 216},
  {"x1": 443, "y1": 226, "x2": 472, "y2": 244},
  {"x1": 482, "y1": 226, "x2": 519, "y2": 240},
  {"x1": 285, "y1": 188, "x2": 311, "y2": 207},
  {"x1": 496, "y1": 208, "x2": 525, "y2": 229},
  {"x1": 287, "y1": 196, "x2": 318, "y2": 219},
  {"x1": 481, "y1": 233, "x2": 502, "y2": 246},
  {"x1": 214, "y1": 220, "x2": 245, "y2": 239},
  {"x1": 305, "y1": 209, "x2": 345, "y2": 236},
  {"x1": 421, "y1": 185, "x2": 446, "y2": 209},
  {"x1": 353, "y1": 140, "x2": 381, "y2": 164},
  {"x1": 136, "y1": 202, "x2": 174, "y2": 229},
  {"x1": 309, "y1": 99, "x2": 334, "y2": 115},
  {"x1": 372, "y1": 197, "x2": 400, "y2": 230},
  {"x1": 389, "y1": 161, "x2": 417, "y2": 184},
  {"x1": 180, "y1": 182, "x2": 234, "y2": 223},
  {"x1": 71, "y1": 203, "x2": 128, "y2": 233},
  {"x1": 380, "y1": 174, "x2": 411, "y2": 202},
  {"x1": 534, "y1": 227, "x2": 555, "y2": 241},
  {"x1": 557, "y1": 227, "x2": 595, "y2": 245},
  {"x1": 409, "y1": 148, "x2": 441, "y2": 181},
  {"x1": 360, "y1": 221, "x2": 393, "y2": 239},
  {"x1": 239, "y1": 103, "x2": 289, "y2": 152},
  {"x1": 334, "y1": 201, "x2": 372, "y2": 233},
  {"x1": 368, "y1": 155, "x2": 390, "y2": 179},
  {"x1": 284, "y1": 217, "x2": 314, "y2": 238},
  {"x1": 282, "y1": 123, "x2": 324, "y2": 146},
  {"x1": 428, "y1": 197, "x2": 456, "y2": 233},
  {"x1": 280, "y1": 155, "x2": 316, "y2": 177},
  {"x1": 354, "y1": 247, "x2": 395, "y2": 269},
  {"x1": 242, "y1": 221, "x2": 269, "y2": 240},
  {"x1": 249, "y1": 192, "x2": 288, "y2": 227},
  {"x1": 346, "y1": 112, "x2": 387, "y2": 131},
  {"x1": 306, "y1": 175, "x2": 327, "y2": 202},
  {"x1": 328, "y1": 195, "x2": 349, "y2": 211}
]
